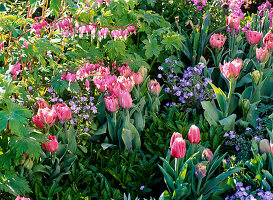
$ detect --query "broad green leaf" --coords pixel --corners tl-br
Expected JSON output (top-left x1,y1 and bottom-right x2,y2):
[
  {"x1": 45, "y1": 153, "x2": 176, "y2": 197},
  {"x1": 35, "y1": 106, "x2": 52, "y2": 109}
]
[
  {"x1": 219, "y1": 114, "x2": 236, "y2": 131},
  {"x1": 208, "y1": 82, "x2": 227, "y2": 114}
]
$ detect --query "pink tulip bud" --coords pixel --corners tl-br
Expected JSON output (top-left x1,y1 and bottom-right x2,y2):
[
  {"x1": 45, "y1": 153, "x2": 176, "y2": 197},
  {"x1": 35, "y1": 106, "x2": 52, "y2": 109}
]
[
  {"x1": 195, "y1": 163, "x2": 207, "y2": 178},
  {"x1": 61, "y1": 73, "x2": 67, "y2": 80},
  {"x1": 226, "y1": 14, "x2": 240, "y2": 29},
  {"x1": 104, "y1": 95, "x2": 119, "y2": 112},
  {"x1": 220, "y1": 58, "x2": 243, "y2": 79},
  {"x1": 150, "y1": 82, "x2": 161, "y2": 95},
  {"x1": 131, "y1": 72, "x2": 143, "y2": 85},
  {"x1": 37, "y1": 100, "x2": 50, "y2": 109},
  {"x1": 263, "y1": 32, "x2": 273, "y2": 50},
  {"x1": 188, "y1": 124, "x2": 200, "y2": 143},
  {"x1": 256, "y1": 46, "x2": 269, "y2": 63},
  {"x1": 170, "y1": 132, "x2": 183, "y2": 148},
  {"x1": 171, "y1": 137, "x2": 186, "y2": 158},
  {"x1": 37, "y1": 108, "x2": 57, "y2": 125},
  {"x1": 32, "y1": 115, "x2": 45, "y2": 129},
  {"x1": 246, "y1": 30, "x2": 262, "y2": 45},
  {"x1": 85, "y1": 79, "x2": 90, "y2": 89},
  {"x1": 119, "y1": 90, "x2": 133, "y2": 109},
  {"x1": 209, "y1": 33, "x2": 226, "y2": 49},
  {"x1": 53, "y1": 103, "x2": 72, "y2": 121},
  {"x1": 15, "y1": 196, "x2": 30, "y2": 200},
  {"x1": 259, "y1": 139, "x2": 271, "y2": 154},
  {"x1": 138, "y1": 65, "x2": 148, "y2": 77},
  {"x1": 42, "y1": 135, "x2": 58, "y2": 152},
  {"x1": 202, "y1": 148, "x2": 213, "y2": 162}
]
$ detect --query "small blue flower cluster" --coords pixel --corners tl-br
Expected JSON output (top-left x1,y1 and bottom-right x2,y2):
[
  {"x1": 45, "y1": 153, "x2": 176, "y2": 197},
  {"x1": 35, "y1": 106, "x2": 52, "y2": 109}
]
[
  {"x1": 225, "y1": 182, "x2": 273, "y2": 200},
  {"x1": 158, "y1": 59, "x2": 214, "y2": 109}
]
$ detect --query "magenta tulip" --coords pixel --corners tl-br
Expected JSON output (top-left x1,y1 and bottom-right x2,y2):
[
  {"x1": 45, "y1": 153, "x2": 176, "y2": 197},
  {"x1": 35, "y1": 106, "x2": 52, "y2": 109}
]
[
  {"x1": 209, "y1": 33, "x2": 226, "y2": 49},
  {"x1": 37, "y1": 100, "x2": 50, "y2": 109},
  {"x1": 170, "y1": 132, "x2": 183, "y2": 148},
  {"x1": 256, "y1": 46, "x2": 269, "y2": 63},
  {"x1": 220, "y1": 58, "x2": 243, "y2": 79},
  {"x1": 53, "y1": 103, "x2": 72, "y2": 121},
  {"x1": 37, "y1": 108, "x2": 57, "y2": 125},
  {"x1": 263, "y1": 32, "x2": 273, "y2": 50},
  {"x1": 42, "y1": 135, "x2": 59, "y2": 152},
  {"x1": 15, "y1": 196, "x2": 30, "y2": 200},
  {"x1": 171, "y1": 137, "x2": 186, "y2": 158},
  {"x1": 32, "y1": 115, "x2": 45, "y2": 129},
  {"x1": 226, "y1": 14, "x2": 240, "y2": 29},
  {"x1": 119, "y1": 90, "x2": 133, "y2": 109},
  {"x1": 188, "y1": 125, "x2": 200, "y2": 143},
  {"x1": 132, "y1": 72, "x2": 143, "y2": 85},
  {"x1": 246, "y1": 30, "x2": 262, "y2": 45},
  {"x1": 150, "y1": 82, "x2": 161, "y2": 96},
  {"x1": 104, "y1": 95, "x2": 119, "y2": 112}
]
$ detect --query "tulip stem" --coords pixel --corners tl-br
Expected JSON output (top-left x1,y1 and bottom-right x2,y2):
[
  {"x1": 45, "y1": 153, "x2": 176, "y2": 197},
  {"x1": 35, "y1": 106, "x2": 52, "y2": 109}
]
[
  {"x1": 191, "y1": 143, "x2": 196, "y2": 155},
  {"x1": 64, "y1": 121, "x2": 68, "y2": 143},
  {"x1": 175, "y1": 158, "x2": 179, "y2": 180},
  {"x1": 225, "y1": 78, "x2": 236, "y2": 117},
  {"x1": 197, "y1": 178, "x2": 202, "y2": 195}
]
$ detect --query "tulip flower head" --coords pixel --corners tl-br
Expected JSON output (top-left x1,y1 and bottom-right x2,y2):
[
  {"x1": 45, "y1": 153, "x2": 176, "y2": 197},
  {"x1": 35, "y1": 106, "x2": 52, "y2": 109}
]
[
  {"x1": 138, "y1": 65, "x2": 148, "y2": 77},
  {"x1": 53, "y1": 103, "x2": 72, "y2": 121},
  {"x1": 37, "y1": 108, "x2": 57, "y2": 126},
  {"x1": 131, "y1": 72, "x2": 143, "y2": 85},
  {"x1": 219, "y1": 58, "x2": 243, "y2": 79},
  {"x1": 119, "y1": 90, "x2": 133, "y2": 109},
  {"x1": 42, "y1": 135, "x2": 59, "y2": 152},
  {"x1": 256, "y1": 46, "x2": 269, "y2": 63},
  {"x1": 15, "y1": 196, "x2": 30, "y2": 200},
  {"x1": 195, "y1": 163, "x2": 207, "y2": 178},
  {"x1": 259, "y1": 139, "x2": 271, "y2": 154},
  {"x1": 209, "y1": 33, "x2": 226, "y2": 49},
  {"x1": 202, "y1": 148, "x2": 213, "y2": 162},
  {"x1": 32, "y1": 115, "x2": 45, "y2": 129},
  {"x1": 226, "y1": 14, "x2": 241, "y2": 29},
  {"x1": 37, "y1": 100, "x2": 50, "y2": 109},
  {"x1": 170, "y1": 132, "x2": 183, "y2": 148},
  {"x1": 263, "y1": 32, "x2": 273, "y2": 50},
  {"x1": 246, "y1": 30, "x2": 262, "y2": 45},
  {"x1": 104, "y1": 95, "x2": 119, "y2": 112},
  {"x1": 150, "y1": 82, "x2": 161, "y2": 96},
  {"x1": 171, "y1": 136, "x2": 186, "y2": 158},
  {"x1": 188, "y1": 125, "x2": 200, "y2": 143}
]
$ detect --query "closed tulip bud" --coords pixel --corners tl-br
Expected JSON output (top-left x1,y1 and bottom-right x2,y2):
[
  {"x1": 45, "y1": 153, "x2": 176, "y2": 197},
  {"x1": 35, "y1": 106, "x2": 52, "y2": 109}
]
[
  {"x1": 246, "y1": 31, "x2": 262, "y2": 45},
  {"x1": 195, "y1": 163, "x2": 207, "y2": 178},
  {"x1": 138, "y1": 65, "x2": 148, "y2": 77},
  {"x1": 209, "y1": 33, "x2": 226, "y2": 49},
  {"x1": 188, "y1": 125, "x2": 200, "y2": 143},
  {"x1": 150, "y1": 82, "x2": 161, "y2": 95},
  {"x1": 53, "y1": 103, "x2": 72, "y2": 121},
  {"x1": 37, "y1": 108, "x2": 57, "y2": 125},
  {"x1": 256, "y1": 47, "x2": 269, "y2": 63},
  {"x1": 226, "y1": 14, "x2": 240, "y2": 29},
  {"x1": 104, "y1": 95, "x2": 119, "y2": 112},
  {"x1": 243, "y1": 99, "x2": 250, "y2": 113},
  {"x1": 171, "y1": 137, "x2": 186, "y2": 158},
  {"x1": 37, "y1": 100, "x2": 50, "y2": 109},
  {"x1": 263, "y1": 32, "x2": 273, "y2": 50},
  {"x1": 42, "y1": 135, "x2": 58, "y2": 152},
  {"x1": 170, "y1": 132, "x2": 183, "y2": 148},
  {"x1": 32, "y1": 115, "x2": 45, "y2": 129},
  {"x1": 259, "y1": 139, "x2": 271, "y2": 154},
  {"x1": 202, "y1": 148, "x2": 213, "y2": 162},
  {"x1": 119, "y1": 90, "x2": 133, "y2": 109},
  {"x1": 132, "y1": 72, "x2": 143, "y2": 85},
  {"x1": 251, "y1": 70, "x2": 261, "y2": 85}
]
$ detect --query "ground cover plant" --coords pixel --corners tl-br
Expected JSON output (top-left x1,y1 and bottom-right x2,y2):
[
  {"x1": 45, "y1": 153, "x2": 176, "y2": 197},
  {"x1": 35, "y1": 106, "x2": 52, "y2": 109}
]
[{"x1": 0, "y1": 0, "x2": 272, "y2": 199}]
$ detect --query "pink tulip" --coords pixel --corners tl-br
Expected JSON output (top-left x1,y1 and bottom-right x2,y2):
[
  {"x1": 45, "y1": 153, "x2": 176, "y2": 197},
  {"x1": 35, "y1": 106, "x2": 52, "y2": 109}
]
[
  {"x1": 15, "y1": 196, "x2": 30, "y2": 200},
  {"x1": 37, "y1": 100, "x2": 50, "y2": 109},
  {"x1": 220, "y1": 58, "x2": 243, "y2": 79},
  {"x1": 108, "y1": 82, "x2": 122, "y2": 98},
  {"x1": 150, "y1": 82, "x2": 161, "y2": 95},
  {"x1": 37, "y1": 108, "x2": 57, "y2": 125},
  {"x1": 246, "y1": 30, "x2": 262, "y2": 45},
  {"x1": 138, "y1": 65, "x2": 148, "y2": 77},
  {"x1": 170, "y1": 132, "x2": 183, "y2": 148},
  {"x1": 117, "y1": 76, "x2": 135, "y2": 92},
  {"x1": 24, "y1": 41, "x2": 29, "y2": 49},
  {"x1": 42, "y1": 135, "x2": 58, "y2": 152},
  {"x1": 226, "y1": 14, "x2": 240, "y2": 29},
  {"x1": 118, "y1": 66, "x2": 132, "y2": 78},
  {"x1": 53, "y1": 103, "x2": 72, "y2": 121},
  {"x1": 202, "y1": 148, "x2": 213, "y2": 162},
  {"x1": 131, "y1": 72, "x2": 143, "y2": 85},
  {"x1": 119, "y1": 90, "x2": 133, "y2": 109},
  {"x1": 32, "y1": 115, "x2": 45, "y2": 129},
  {"x1": 256, "y1": 46, "x2": 269, "y2": 63},
  {"x1": 263, "y1": 32, "x2": 273, "y2": 50},
  {"x1": 188, "y1": 125, "x2": 200, "y2": 143},
  {"x1": 209, "y1": 33, "x2": 226, "y2": 49},
  {"x1": 171, "y1": 137, "x2": 186, "y2": 158},
  {"x1": 104, "y1": 95, "x2": 119, "y2": 112}
]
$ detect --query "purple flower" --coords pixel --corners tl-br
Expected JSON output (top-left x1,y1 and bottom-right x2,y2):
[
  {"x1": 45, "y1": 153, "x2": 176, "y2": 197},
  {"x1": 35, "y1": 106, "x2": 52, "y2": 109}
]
[
  {"x1": 235, "y1": 146, "x2": 240, "y2": 151},
  {"x1": 140, "y1": 185, "x2": 144, "y2": 190},
  {"x1": 157, "y1": 74, "x2": 162, "y2": 78},
  {"x1": 195, "y1": 83, "x2": 200, "y2": 90},
  {"x1": 165, "y1": 88, "x2": 171, "y2": 93},
  {"x1": 256, "y1": 117, "x2": 262, "y2": 121},
  {"x1": 28, "y1": 86, "x2": 33, "y2": 91},
  {"x1": 256, "y1": 126, "x2": 262, "y2": 130},
  {"x1": 84, "y1": 127, "x2": 89, "y2": 132},
  {"x1": 165, "y1": 58, "x2": 171, "y2": 63},
  {"x1": 158, "y1": 66, "x2": 163, "y2": 70},
  {"x1": 12, "y1": 98, "x2": 15, "y2": 102},
  {"x1": 48, "y1": 87, "x2": 54, "y2": 93},
  {"x1": 223, "y1": 132, "x2": 229, "y2": 137},
  {"x1": 246, "y1": 127, "x2": 251, "y2": 131}
]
